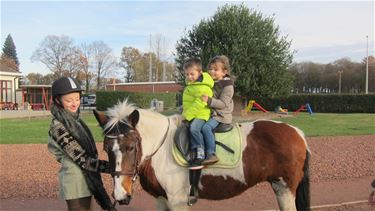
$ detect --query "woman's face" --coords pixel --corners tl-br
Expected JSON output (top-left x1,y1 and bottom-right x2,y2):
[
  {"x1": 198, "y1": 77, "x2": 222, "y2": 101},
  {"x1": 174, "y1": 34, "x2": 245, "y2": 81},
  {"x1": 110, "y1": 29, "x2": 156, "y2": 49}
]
[{"x1": 61, "y1": 92, "x2": 81, "y2": 113}]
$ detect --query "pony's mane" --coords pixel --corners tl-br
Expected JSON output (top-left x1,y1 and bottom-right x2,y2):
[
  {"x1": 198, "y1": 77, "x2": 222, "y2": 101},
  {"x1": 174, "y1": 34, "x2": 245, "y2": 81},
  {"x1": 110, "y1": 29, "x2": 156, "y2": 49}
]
[{"x1": 105, "y1": 98, "x2": 136, "y2": 132}]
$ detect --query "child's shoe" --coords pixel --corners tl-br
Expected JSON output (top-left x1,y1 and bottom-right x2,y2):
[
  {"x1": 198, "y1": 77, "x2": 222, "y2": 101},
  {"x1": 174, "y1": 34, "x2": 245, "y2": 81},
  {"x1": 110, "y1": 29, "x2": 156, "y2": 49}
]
[
  {"x1": 189, "y1": 147, "x2": 205, "y2": 170},
  {"x1": 202, "y1": 154, "x2": 219, "y2": 165}
]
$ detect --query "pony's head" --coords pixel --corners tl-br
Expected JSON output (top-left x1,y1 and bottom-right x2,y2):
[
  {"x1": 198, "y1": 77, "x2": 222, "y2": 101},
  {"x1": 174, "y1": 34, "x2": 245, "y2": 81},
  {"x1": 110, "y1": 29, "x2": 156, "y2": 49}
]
[{"x1": 94, "y1": 101, "x2": 142, "y2": 205}]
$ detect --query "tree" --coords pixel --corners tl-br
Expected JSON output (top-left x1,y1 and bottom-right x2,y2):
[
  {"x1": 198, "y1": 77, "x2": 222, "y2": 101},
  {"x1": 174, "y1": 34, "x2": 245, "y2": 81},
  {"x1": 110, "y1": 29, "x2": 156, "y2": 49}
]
[
  {"x1": 1, "y1": 34, "x2": 19, "y2": 70},
  {"x1": 25, "y1": 73, "x2": 55, "y2": 85},
  {"x1": 366, "y1": 56, "x2": 375, "y2": 92},
  {"x1": 90, "y1": 41, "x2": 117, "y2": 90},
  {"x1": 31, "y1": 35, "x2": 82, "y2": 79},
  {"x1": 119, "y1": 46, "x2": 176, "y2": 82},
  {"x1": 288, "y1": 57, "x2": 375, "y2": 94},
  {"x1": 175, "y1": 4, "x2": 294, "y2": 98},
  {"x1": 25, "y1": 73, "x2": 44, "y2": 85},
  {"x1": 0, "y1": 55, "x2": 18, "y2": 71},
  {"x1": 79, "y1": 43, "x2": 95, "y2": 92},
  {"x1": 120, "y1": 46, "x2": 141, "y2": 82}
]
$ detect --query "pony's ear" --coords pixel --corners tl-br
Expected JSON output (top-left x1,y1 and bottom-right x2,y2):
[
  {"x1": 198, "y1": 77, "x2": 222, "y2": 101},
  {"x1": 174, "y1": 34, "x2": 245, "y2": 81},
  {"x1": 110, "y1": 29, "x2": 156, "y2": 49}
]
[
  {"x1": 128, "y1": 110, "x2": 140, "y2": 128},
  {"x1": 93, "y1": 110, "x2": 108, "y2": 129}
]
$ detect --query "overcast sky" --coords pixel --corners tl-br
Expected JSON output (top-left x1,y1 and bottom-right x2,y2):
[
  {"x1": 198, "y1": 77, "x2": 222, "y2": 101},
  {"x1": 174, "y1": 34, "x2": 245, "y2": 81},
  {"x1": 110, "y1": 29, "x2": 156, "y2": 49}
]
[{"x1": 1, "y1": 0, "x2": 374, "y2": 76}]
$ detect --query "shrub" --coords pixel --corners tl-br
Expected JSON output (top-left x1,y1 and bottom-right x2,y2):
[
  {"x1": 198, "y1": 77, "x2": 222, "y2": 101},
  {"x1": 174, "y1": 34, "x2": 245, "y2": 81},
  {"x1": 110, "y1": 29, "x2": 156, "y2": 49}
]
[
  {"x1": 96, "y1": 91, "x2": 177, "y2": 111},
  {"x1": 252, "y1": 94, "x2": 375, "y2": 113}
]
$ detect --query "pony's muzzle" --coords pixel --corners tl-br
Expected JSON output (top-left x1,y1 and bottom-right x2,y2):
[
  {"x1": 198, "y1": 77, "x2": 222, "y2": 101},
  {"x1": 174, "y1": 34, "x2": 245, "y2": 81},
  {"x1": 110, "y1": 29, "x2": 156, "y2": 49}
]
[{"x1": 118, "y1": 194, "x2": 132, "y2": 205}]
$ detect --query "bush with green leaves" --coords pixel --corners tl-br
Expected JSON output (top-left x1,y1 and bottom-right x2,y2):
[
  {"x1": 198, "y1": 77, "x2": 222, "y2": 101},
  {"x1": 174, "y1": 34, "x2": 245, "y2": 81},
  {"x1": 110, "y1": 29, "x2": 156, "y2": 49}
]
[
  {"x1": 96, "y1": 91, "x2": 177, "y2": 111},
  {"x1": 176, "y1": 3, "x2": 294, "y2": 98},
  {"x1": 253, "y1": 94, "x2": 375, "y2": 113}
]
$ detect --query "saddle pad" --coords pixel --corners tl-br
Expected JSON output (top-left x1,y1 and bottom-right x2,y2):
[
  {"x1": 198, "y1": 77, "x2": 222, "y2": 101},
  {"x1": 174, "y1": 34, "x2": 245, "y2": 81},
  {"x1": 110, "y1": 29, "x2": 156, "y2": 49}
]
[{"x1": 172, "y1": 123, "x2": 242, "y2": 168}]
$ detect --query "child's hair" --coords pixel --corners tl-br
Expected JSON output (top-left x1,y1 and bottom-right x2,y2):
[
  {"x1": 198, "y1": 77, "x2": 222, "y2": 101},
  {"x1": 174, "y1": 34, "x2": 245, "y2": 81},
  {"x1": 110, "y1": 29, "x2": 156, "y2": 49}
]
[
  {"x1": 208, "y1": 55, "x2": 231, "y2": 75},
  {"x1": 183, "y1": 58, "x2": 203, "y2": 71}
]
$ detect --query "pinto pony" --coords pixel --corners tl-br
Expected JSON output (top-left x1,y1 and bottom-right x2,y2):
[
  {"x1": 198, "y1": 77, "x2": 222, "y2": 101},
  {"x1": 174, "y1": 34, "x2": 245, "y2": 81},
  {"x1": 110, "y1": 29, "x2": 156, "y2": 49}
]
[{"x1": 94, "y1": 100, "x2": 310, "y2": 211}]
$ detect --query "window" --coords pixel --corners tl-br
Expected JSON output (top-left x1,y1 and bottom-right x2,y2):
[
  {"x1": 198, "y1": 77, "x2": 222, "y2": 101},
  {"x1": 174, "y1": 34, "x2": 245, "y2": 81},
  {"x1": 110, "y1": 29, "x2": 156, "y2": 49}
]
[{"x1": 0, "y1": 80, "x2": 12, "y2": 102}]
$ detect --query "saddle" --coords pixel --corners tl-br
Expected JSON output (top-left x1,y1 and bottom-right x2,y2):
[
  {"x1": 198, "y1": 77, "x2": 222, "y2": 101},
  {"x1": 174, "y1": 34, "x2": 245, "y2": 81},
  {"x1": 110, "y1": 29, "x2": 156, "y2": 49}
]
[{"x1": 173, "y1": 122, "x2": 242, "y2": 168}]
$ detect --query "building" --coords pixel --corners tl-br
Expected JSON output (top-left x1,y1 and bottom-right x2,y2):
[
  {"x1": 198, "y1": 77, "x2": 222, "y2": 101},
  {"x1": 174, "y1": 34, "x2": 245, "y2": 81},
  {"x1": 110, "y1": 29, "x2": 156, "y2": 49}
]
[
  {"x1": 19, "y1": 85, "x2": 52, "y2": 110},
  {"x1": 0, "y1": 63, "x2": 22, "y2": 109},
  {"x1": 106, "y1": 81, "x2": 182, "y2": 93}
]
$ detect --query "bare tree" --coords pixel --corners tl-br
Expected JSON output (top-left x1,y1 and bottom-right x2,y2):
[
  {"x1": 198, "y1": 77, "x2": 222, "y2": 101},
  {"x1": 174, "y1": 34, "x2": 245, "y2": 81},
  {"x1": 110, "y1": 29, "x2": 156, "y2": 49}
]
[
  {"x1": 153, "y1": 34, "x2": 162, "y2": 81},
  {"x1": 90, "y1": 41, "x2": 117, "y2": 90},
  {"x1": 65, "y1": 47, "x2": 85, "y2": 77},
  {"x1": 120, "y1": 47, "x2": 141, "y2": 82},
  {"x1": 0, "y1": 55, "x2": 18, "y2": 71},
  {"x1": 79, "y1": 43, "x2": 95, "y2": 92},
  {"x1": 31, "y1": 35, "x2": 82, "y2": 79},
  {"x1": 25, "y1": 73, "x2": 44, "y2": 85}
]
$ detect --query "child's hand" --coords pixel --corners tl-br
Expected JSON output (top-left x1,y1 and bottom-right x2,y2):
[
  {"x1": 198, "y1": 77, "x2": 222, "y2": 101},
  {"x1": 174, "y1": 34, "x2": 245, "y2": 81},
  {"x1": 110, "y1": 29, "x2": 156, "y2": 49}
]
[{"x1": 201, "y1": 95, "x2": 209, "y2": 102}]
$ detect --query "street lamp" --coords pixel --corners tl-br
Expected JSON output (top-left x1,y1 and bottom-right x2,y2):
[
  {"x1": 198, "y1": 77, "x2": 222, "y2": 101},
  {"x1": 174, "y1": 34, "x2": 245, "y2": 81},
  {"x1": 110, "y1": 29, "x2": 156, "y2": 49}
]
[
  {"x1": 365, "y1": 35, "x2": 369, "y2": 94},
  {"x1": 338, "y1": 70, "x2": 343, "y2": 94}
]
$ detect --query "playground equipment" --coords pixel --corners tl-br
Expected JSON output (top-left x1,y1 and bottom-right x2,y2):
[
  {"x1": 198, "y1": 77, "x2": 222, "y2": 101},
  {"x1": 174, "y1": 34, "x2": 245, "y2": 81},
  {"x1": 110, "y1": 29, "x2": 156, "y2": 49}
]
[
  {"x1": 241, "y1": 99, "x2": 313, "y2": 116},
  {"x1": 294, "y1": 103, "x2": 313, "y2": 115},
  {"x1": 276, "y1": 106, "x2": 288, "y2": 115},
  {"x1": 241, "y1": 100, "x2": 268, "y2": 116}
]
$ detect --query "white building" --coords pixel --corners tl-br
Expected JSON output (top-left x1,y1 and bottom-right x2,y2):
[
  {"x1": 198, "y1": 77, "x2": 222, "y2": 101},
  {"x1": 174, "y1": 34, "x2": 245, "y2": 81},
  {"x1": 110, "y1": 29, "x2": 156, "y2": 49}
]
[{"x1": 0, "y1": 63, "x2": 22, "y2": 108}]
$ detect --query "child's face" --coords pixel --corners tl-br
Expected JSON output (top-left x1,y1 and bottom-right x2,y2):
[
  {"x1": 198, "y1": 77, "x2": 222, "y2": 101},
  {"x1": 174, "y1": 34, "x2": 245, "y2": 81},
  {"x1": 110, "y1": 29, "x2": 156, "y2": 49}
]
[
  {"x1": 185, "y1": 66, "x2": 202, "y2": 82},
  {"x1": 209, "y1": 62, "x2": 227, "y2": 80},
  {"x1": 61, "y1": 92, "x2": 81, "y2": 113}
]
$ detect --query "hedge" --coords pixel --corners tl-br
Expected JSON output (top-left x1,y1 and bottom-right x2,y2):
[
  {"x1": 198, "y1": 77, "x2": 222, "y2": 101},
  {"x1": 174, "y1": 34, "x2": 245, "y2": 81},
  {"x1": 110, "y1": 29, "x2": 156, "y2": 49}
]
[
  {"x1": 96, "y1": 91, "x2": 177, "y2": 111},
  {"x1": 251, "y1": 94, "x2": 375, "y2": 113}
]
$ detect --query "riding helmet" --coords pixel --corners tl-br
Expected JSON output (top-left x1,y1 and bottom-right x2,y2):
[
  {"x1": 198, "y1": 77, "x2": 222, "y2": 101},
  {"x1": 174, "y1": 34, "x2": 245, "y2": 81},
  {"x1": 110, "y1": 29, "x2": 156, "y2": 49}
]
[{"x1": 52, "y1": 77, "x2": 84, "y2": 97}]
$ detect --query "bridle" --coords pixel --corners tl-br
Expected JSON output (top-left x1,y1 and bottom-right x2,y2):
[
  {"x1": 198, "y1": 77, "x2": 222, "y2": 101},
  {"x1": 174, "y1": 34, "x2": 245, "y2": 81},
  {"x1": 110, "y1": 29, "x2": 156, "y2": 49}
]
[{"x1": 104, "y1": 118, "x2": 171, "y2": 181}]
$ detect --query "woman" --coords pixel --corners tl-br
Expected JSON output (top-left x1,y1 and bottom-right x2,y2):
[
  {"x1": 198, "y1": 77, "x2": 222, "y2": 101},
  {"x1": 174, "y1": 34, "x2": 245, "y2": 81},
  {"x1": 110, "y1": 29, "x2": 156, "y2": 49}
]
[{"x1": 48, "y1": 77, "x2": 115, "y2": 211}]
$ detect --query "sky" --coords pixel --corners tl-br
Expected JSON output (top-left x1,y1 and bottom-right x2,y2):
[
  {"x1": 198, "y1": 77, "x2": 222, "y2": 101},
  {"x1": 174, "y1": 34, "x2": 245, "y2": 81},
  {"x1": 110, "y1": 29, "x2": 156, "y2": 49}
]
[{"x1": 1, "y1": 0, "x2": 374, "y2": 76}]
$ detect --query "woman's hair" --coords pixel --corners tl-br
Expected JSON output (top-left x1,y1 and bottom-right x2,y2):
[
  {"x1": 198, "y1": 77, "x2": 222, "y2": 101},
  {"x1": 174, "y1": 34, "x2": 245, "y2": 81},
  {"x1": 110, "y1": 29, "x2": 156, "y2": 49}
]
[
  {"x1": 208, "y1": 55, "x2": 231, "y2": 75},
  {"x1": 183, "y1": 58, "x2": 202, "y2": 71}
]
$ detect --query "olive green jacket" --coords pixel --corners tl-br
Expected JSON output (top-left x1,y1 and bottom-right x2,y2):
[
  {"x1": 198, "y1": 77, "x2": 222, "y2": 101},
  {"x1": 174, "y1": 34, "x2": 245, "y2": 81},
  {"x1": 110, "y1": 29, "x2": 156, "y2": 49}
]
[{"x1": 48, "y1": 130, "x2": 91, "y2": 200}]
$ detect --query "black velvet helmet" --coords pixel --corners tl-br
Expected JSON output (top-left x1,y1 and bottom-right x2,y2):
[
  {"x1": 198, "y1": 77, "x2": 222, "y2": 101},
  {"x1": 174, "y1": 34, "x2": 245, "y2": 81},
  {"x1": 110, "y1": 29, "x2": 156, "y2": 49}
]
[{"x1": 52, "y1": 77, "x2": 83, "y2": 97}]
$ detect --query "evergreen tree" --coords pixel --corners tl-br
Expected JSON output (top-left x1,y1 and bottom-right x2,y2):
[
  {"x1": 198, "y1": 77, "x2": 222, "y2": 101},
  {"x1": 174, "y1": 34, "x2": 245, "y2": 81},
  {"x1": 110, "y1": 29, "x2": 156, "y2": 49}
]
[
  {"x1": 2, "y1": 34, "x2": 19, "y2": 69},
  {"x1": 176, "y1": 4, "x2": 294, "y2": 98}
]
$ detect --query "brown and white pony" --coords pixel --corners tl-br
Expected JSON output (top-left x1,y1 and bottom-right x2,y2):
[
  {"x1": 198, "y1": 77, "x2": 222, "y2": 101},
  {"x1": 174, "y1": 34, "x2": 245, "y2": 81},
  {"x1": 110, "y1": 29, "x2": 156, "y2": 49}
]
[{"x1": 94, "y1": 100, "x2": 310, "y2": 211}]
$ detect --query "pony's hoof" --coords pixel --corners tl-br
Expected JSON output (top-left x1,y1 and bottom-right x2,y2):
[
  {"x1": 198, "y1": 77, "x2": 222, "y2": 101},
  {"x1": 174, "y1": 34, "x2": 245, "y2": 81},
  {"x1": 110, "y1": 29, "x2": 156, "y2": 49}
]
[{"x1": 187, "y1": 196, "x2": 198, "y2": 206}]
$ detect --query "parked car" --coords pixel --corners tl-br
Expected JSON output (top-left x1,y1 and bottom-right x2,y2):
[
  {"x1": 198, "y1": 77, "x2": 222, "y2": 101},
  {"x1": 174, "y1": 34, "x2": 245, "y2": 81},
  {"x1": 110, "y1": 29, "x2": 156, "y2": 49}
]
[{"x1": 87, "y1": 94, "x2": 96, "y2": 106}]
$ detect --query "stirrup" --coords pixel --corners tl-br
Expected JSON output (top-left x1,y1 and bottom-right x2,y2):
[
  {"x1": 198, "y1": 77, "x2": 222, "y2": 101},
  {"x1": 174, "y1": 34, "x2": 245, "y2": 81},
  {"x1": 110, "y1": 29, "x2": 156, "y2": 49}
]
[{"x1": 187, "y1": 195, "x2": 198, "y2": 206}]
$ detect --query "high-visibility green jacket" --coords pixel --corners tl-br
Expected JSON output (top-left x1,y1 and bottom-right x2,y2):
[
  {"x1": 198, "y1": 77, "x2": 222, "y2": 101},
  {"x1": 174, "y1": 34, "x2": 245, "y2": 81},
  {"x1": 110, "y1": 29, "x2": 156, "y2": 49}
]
[{"x1": 182, "y1": 72, "x2": 214, "y2": 121}]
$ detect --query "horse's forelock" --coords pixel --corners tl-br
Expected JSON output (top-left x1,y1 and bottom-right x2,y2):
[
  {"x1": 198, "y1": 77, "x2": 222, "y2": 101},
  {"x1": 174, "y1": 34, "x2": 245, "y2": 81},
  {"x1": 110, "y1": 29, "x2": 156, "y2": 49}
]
[{"x1": 104, "y1": 99, "x2": 136, "y2": 133}]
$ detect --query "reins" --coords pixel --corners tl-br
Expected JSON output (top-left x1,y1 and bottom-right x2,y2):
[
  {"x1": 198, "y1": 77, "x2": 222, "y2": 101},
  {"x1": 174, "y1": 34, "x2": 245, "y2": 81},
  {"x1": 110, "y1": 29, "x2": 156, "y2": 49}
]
[{"x1": 144, "y1": 118, "x2": 170, "y2": 161}]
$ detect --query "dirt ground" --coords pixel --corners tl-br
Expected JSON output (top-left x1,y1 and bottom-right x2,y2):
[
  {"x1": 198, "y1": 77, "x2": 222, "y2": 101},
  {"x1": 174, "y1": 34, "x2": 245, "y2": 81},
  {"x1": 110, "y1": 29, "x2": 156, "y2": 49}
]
[{"x1": 0, "y1": 111, "x2": 374, "y2": 210}]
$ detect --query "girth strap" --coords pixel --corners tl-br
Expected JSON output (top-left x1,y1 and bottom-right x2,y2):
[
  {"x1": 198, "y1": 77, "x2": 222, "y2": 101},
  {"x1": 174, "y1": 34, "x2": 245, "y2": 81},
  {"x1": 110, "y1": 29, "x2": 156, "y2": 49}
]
[{"x1": 215, "y1": 141, "x2": 234, "y2": 154}]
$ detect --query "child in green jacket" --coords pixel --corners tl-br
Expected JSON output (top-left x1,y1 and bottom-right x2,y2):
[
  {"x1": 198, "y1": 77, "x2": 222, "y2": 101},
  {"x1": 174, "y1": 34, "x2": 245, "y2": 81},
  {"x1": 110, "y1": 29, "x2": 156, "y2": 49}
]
[{"x1": 182, "y1": 58, "x2": 214, "y2": 169}]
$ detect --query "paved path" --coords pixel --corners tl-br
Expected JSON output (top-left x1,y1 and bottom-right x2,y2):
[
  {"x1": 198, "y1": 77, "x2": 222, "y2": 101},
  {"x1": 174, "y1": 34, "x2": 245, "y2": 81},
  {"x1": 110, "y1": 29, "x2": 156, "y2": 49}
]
[
  {"x1": 0, "y1": 176, "x2": 373, "y2": 211},
  {"x1": 0, "y1": 110, "x2": 51, "y2": 119},
  {"x1": 0, "y1": 107, "x2": 96, "y2": 119}
]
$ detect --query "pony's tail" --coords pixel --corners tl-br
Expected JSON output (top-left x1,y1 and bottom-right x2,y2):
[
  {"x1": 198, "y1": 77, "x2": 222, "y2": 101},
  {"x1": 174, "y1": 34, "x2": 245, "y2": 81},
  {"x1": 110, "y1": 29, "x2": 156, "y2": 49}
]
[{"x1": 295, "y1": 150, "x2": 311, "y2": 211}]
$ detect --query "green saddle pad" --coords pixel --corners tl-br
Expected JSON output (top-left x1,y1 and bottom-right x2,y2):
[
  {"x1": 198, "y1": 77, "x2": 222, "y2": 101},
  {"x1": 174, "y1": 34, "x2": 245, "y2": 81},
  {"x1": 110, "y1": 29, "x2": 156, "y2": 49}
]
[{"x1": 172, "y1": 123, "x2": 242, "y2": 168}]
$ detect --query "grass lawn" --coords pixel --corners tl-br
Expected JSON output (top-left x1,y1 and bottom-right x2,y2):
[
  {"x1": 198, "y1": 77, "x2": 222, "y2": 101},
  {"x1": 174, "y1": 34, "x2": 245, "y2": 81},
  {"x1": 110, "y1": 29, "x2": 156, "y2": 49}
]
[
  {"x1": 0, "y1": 112, "x2": 374, "y2": 144},
  {"x1": 0, "y1": 114, "x2": 103, "y2": 144},
  {"x1": 274, "y1": 113, "x2": 375, "y2": 137}
]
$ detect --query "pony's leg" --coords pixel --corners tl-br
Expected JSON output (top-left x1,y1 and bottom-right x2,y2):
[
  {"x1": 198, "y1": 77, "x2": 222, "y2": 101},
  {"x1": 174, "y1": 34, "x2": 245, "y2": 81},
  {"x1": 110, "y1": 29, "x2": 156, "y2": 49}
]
[
  {"x1": 167, "y1": 190, "x2": 191, "y2": 211},
  {"x1": 271, "y1": 177, "x2": 297, "y2": 211},
  {"x1": 156, "y1": 196, "x2": 170, "y2": 211}
]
